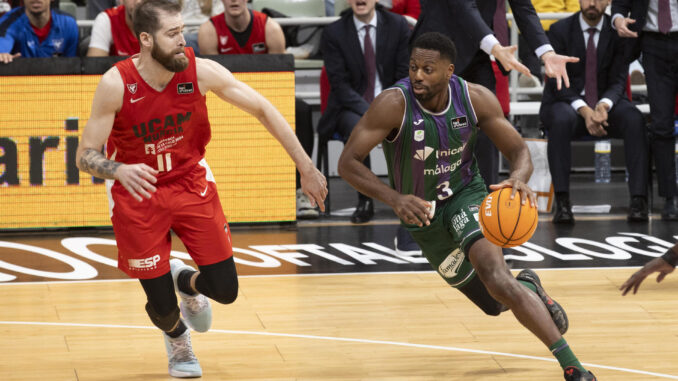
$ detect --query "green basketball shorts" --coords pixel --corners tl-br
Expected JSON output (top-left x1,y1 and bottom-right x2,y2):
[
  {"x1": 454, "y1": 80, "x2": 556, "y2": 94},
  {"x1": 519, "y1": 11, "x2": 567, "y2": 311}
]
[{"x1": 406, "y1": 176, "x2": 487, "y2": 288}]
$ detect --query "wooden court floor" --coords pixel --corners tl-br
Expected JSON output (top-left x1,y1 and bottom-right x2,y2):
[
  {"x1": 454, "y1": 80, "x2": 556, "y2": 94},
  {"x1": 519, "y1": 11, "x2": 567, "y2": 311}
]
[{"x1": 2, "y1": 267, "x2": 678, "y2": 380}]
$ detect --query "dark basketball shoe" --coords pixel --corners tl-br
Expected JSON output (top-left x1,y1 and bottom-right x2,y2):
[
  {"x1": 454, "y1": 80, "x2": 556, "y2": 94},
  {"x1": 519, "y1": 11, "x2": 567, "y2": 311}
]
[
  {"x1": 516, "y1": 269, "x2": 569, "y2": 335},
  {"x1": 564, "y1": 366, "x2": 597, "y2": 380}
]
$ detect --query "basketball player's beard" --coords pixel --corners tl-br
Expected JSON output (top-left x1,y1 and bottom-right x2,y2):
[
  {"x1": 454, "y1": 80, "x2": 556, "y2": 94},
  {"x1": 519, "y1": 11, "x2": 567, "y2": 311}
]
[{"x1": 152, "y1": 44, "x2": 189, "y2": 72}]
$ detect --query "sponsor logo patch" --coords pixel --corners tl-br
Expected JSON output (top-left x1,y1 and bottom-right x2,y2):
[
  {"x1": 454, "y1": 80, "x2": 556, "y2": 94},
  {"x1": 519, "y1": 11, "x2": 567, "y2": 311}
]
[
  {"x1": 438, "y1": 249, "x2": 464, "y2": 278},
  {"x1": 128, "y1": 254, "x2": 161, "y2": 270},
  {"x1": 451, "y1": 116, "x2": 468, "y2": 129},
  {"x1": 177, "y1": 82, "x2": 194, "y2": 94},
  {"x1": 451, "y1": 211, "x2": 470, "y2": 235},
  {"x1": 252, "y1": 42, "x2": 266, "y2": 53},
  {"x1": 413, "y1": 146, "x2": 434, "y2": 161}
]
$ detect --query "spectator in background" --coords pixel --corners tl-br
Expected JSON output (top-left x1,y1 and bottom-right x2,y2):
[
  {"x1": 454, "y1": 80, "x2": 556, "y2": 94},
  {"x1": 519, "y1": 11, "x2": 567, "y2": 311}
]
[
  {"x1": 540, "y1": 0, "x2": 649, "y2": 224},
  {"x1": 86, "y1": 0, "x2": 117, "y2": 19},
  {"x1": 197, "y1": 0, "x2": 284, "y2": 54},
  {"x1": 319, "y1": 0, "x2": 410, "y2": 223},
  {"x1": 179, "y1": 0, "x2": 223, "y2": 54},
  {"x1": 87, "y1": 0, "x2": 142, "y2": 56},
  {"x1": 612, "y1": 0, "x2": 678, "y2": 220},
  {"x1": 0, "y1": 0, "x2": 78, "y2": 63},
  {"x1": 198, "y1": 0, "x2": 318, "y2": 219},
  {"x1": 518, "y1": 0, "x2": 580, "y2": 86}
]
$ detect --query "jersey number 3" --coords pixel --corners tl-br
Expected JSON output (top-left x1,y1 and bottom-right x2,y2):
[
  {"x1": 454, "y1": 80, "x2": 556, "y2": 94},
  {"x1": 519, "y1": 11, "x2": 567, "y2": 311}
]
[{"x1": 436, "y1": 181, "x2": 453, "y2": 201}]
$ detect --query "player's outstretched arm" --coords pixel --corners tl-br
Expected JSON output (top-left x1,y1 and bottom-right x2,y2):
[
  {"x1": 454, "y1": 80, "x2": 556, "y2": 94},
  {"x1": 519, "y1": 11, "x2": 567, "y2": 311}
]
[
  {"x1": 338, "y1": 89, "x2": 431, "y2": 227},
  {"x1": 621, "y1": 244, "x2": 678, "y2": 295},
  {"x1": 196, "y1": 57, "x2": 327, "y2": 210},
  {"x1": 76, "y1": 67, "x2": 158, "y2": 202},
  {"x1": 470, "y1": 83, "x2": 536, "y2": 206}
]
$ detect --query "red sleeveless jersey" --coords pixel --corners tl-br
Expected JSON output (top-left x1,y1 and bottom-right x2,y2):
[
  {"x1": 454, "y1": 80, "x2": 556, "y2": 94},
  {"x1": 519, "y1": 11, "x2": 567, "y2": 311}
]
[
  {"x1": 108, "y1": 47, "x2": 211, "y2": 185},
  {"x1": 105, "y1": 5, "x2": 140, "y2": 56},
  {"x1": 210, "y1": 10, "x2": 268, "y2": 54}
]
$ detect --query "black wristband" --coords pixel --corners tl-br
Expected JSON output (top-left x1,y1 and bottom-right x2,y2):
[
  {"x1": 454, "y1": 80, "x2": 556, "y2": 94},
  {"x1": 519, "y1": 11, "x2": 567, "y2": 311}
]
[{"x1": 661, "y1": 248, "x2": 678, "y2": 267}]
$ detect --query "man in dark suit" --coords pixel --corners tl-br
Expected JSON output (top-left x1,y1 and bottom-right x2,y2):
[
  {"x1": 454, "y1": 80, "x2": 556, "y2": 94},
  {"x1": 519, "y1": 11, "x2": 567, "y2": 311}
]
[
  {"x1": 411, "y1": 0, "x2": 578, "y2": 188},
  {"x1": 612, "y1": 0, "x2": 678, "y2": 220},
  {"x1": 319, "y1": 0, "x2": 410, "y2": 223},
  {"x1": 540, "y1": 0, "x2": 649, "y2": 224}
]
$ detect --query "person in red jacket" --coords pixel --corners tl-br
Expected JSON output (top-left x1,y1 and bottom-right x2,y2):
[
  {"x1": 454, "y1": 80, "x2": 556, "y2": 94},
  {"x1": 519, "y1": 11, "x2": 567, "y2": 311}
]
[
  {"x1": 87, "y1": 0, "x2": 142, "y2": 56},
  {"x1": 197, "y1": 0, "x2": 284, "y2": 55}
]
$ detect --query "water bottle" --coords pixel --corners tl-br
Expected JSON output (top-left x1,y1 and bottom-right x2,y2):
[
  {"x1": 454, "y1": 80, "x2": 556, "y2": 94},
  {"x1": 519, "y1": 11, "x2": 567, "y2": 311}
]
[{"x1": 594, "y1": 140, "x2": 611, "y2": 183}]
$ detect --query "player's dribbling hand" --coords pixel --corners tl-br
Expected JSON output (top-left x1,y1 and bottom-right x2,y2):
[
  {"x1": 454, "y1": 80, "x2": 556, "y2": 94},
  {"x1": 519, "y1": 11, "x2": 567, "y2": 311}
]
[
  {"x1": 300, "y1": 166, "x2": 327, "y2": 212},
  {"x1": 393, "y1": 194, "x2": 431, "y2": 227},
  {"x1": 489, "y1": 179, "x2": 537, "y2": 207},
  {"x1": 115, "y1": 163, "x2": 159, "y2": 202}
]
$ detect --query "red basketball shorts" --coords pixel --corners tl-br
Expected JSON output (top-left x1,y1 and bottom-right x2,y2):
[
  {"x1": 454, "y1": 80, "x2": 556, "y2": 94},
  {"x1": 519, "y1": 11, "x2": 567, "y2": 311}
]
[{"x1": 109, "y1": 160, "x2": 233, "y2": 279}]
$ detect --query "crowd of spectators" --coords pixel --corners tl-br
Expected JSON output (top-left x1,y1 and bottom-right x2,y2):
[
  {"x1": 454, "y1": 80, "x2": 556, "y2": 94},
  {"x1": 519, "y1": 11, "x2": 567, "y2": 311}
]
[{"x1": 0, "y1": 0, "x2": 673, "y2": 226}]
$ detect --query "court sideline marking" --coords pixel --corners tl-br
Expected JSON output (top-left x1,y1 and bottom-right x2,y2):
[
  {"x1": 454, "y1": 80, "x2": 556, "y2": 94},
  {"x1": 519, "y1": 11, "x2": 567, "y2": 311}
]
[
  {"x1": 0, "y1": 320, "x2": 676, "y2": 379},
  {"x1": 0, "y1": 266, "x2": 643, "y2": 287}
]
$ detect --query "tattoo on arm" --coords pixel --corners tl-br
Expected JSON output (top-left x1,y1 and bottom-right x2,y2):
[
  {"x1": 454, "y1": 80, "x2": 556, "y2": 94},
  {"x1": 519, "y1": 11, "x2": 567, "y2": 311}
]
[{"x1": 79, "y1": 148, "x2": 121, "y2": 179}]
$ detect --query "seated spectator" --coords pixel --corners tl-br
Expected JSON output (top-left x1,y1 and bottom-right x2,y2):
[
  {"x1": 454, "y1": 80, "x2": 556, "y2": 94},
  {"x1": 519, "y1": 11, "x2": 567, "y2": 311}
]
[
  {"x1": 197, "y1": 0, "x2": 284, "y2": 55},
  {"x1": 539, "y1": 0, "x2": 649, "y2": 224},
  {"x1": 0, "y1": 0, "x2": 78, "y2": 63},
  {"x1": 198, "y1": 0, "x2": 318, "y2": 219},
  {"x1": 179, "y1": 0, "x2": 223, "y2": 54},
  {"x1": 319, "y1": 0, "x2": 410, "y2": 223},
  {"x1": 87, "y1": 0, "x2": 142, "y2": 56}
]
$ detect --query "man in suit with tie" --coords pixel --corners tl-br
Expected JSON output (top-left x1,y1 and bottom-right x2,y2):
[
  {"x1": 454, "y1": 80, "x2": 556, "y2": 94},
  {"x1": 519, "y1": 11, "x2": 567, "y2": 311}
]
[
  {"x1": 411, "y1": 0, "x2": 579, "y2": 188},
  {"x1": 318, "y1": 0, "x2": 410, "y2": 223},
  {"x1": 540, "y1": 0, "x2": 649, "y2": 224},
  {"x1": 612, "y1": 0, "x2": 678, "y2": 220}
]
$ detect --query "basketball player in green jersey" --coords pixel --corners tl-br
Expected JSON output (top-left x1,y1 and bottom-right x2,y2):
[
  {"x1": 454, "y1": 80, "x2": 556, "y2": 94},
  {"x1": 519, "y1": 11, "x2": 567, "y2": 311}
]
[{"x1": 338, "y1": 32, "x2": 596, "y2": 381}]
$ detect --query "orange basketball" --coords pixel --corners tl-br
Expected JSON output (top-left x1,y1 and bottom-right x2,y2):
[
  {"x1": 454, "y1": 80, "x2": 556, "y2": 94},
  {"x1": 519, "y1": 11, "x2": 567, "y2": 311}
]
[{"x1": 478, "y1": 188, "x2": 538, "y2": 248}]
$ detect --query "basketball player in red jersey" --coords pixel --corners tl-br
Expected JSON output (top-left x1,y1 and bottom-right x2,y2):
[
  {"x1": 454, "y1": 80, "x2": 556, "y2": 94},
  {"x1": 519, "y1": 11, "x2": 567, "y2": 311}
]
[
  {"x1": 76, "y1": 0, "x2": 326, "y2": 377},
  {"x1": 197, "y1": 0, "x2": 285, "y2": 55},
  {"x1": 87, "y1": 0, "x2": 143, "y2": 56}
]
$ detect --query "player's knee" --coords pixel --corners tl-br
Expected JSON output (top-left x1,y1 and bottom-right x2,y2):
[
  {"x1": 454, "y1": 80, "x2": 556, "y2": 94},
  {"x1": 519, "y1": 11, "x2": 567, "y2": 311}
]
[
  {"x1": 207, "y1": 279, "x2": 238, "y2": 304},
  {"x1": 477, "y1": 269, "x2": 513, "y2": 302},
  {"x1": 478, "y1": 300, "x2": 505, "y2": 316},
  {"x1": 145, "y1": 302, "x2": 180, "y2": 332}
]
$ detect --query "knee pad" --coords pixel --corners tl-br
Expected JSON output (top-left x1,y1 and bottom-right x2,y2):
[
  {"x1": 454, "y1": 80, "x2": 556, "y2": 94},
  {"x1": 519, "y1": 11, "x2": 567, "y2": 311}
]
[{"x1": 145, "y1": 302, "x2": 180, "y2": 332}]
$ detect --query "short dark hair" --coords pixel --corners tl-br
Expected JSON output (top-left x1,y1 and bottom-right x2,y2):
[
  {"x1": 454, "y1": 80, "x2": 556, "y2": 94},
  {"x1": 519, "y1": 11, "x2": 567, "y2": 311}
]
[
  {"x1": 411, "y1": 32, "x2": 457, "y2": 64},
  {"x1": 133, "y1": 0, "x2": 182, "y2": 39}
]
